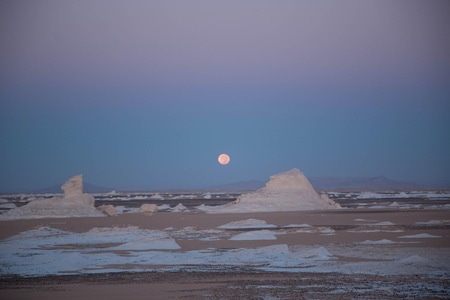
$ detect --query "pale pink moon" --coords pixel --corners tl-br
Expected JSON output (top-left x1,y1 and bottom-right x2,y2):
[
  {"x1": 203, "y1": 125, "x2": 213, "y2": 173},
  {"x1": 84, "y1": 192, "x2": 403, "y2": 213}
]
[{"x1": 218, "y1": 153, "x2": 230, "y2": 165}]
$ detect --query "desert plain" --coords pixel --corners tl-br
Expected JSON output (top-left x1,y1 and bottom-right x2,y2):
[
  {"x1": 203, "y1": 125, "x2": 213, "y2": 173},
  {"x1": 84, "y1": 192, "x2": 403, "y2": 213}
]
[{"x1": 1, "y1": 208, "x2": 449, "y2": 299}]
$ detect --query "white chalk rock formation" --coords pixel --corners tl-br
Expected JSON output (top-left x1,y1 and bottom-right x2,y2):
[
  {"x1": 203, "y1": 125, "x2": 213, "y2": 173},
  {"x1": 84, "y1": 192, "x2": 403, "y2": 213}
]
[
  {"x1": 139, "y1": 203, "x2": 158, "y2": 215},
  {"x1": 97, "y1": 204, "x2": 117, "y2": 216},
  {"x1": 62, "y1": 175, "x2": 83, "y2": 196},
  {"x1": 171, "y1": 203, "x2": 189, "y2": 212},
  {"x1": 198, "y1": 168, "x2": 341, "y2": 213},
  {"x1": 60, "y1": 175, "x2": 95, "y2": 206},
  {"x1": 149, "y1": 193, "x2": 164, "y2": 200},
  {"x1": 0, "y1": 175, "x2": 104, "y2": 220},
  {"x1": 157, "y1": 204, "x2": 172, "y2": 212},
  {"x1": 0, "y1": 203, "x2": 18, "y2": 209}
]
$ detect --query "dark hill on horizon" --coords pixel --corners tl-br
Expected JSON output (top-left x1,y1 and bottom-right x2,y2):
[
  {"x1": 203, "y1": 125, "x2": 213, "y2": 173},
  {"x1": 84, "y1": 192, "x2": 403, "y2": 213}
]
[
  {"x1": 31, "y1": 182, "x2": 113, "y2": 194},
  {"x1": 310, "y1": 176, "x2": 420, "y2": 191},
  {"x1": 211, "y1": 176, "x2": 424, "y2": 192},
  {"x1": 5, "y1": 176, "x2": 444, "y2": 195}
]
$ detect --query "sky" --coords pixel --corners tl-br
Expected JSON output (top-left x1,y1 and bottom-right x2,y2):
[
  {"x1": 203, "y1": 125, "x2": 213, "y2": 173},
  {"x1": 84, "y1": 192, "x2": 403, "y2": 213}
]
[{"x1": 1, "y1": 0, "x2": 449, "y2": 192}]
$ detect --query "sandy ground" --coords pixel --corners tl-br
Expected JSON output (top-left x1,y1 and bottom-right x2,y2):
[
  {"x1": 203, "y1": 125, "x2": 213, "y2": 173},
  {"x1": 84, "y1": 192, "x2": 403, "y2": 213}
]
[
  {"x1": 2, "y1": 271, "x2": 449, "y2": 299},
  {"x1": 1, "y1": 209, "x2": 449, "y2": 299}
]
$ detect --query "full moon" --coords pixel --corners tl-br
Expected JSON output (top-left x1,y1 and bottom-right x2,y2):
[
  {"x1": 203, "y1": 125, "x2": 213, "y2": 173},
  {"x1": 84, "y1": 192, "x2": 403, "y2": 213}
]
[{"x1": 218, "y1": 153, "x2": 230, "y2": 165}]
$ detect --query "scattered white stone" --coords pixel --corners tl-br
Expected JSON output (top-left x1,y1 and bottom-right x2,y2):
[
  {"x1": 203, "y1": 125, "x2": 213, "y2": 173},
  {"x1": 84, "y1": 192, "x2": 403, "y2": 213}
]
[
  {"x1": 172, "y1": 194, "x2": 195, "y2": 200},
  {"x1": 114, "y1": 206, "x2": 135, "y2": 214},
  {"x1": 97, "y1": 204, "x2": 117, "y2": 216},
  {"x1": 149, "y1": 193, "x2": 164, "y2": 200},
  {"x1": 320, "y1": 227, "x2": 336, "y2": 235},
  {"x1": 139, "y1": 203, "x2": 158, "y2": 215},
  {"x1": 171, "y1": 203, "x2": 189, "y2": 212},
  {"x1": 157, "y1": 204, "x2": 172, "y2": 212}
]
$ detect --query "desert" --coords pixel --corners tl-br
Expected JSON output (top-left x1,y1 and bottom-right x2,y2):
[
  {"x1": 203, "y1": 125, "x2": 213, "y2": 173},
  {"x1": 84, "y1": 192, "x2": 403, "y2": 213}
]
[
  {"x1": 3, "y1": 1, "x2": 449, "y2": 299},
  {"x1": 1, "y1": 172, "x2": 449, "y2": 299},
  {"x1": 1, "y1": 209, "x2": 449, "y2": 299}
]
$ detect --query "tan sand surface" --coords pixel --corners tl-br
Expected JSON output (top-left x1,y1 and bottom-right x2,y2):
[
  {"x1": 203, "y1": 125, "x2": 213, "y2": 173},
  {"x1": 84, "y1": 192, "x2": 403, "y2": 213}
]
[
  {"x1": 1, "y1": 209, "x2": 449, "y2": 299},
  {"x1": 1, "y1": 209, "x2": 449, "y2": 250},
  {"x1": 1, "y1": 209, "x2": 449, "y2": 239}
]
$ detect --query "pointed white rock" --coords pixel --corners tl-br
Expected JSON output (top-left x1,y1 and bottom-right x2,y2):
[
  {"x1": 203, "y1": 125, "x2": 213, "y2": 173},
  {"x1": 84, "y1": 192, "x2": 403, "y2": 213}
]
[
  {"x1": 0, "y1": 175, "x2": 102, "y2": 220},
  {"x1": 198, "y1": 168, "x2": 341, "y2": 213}
]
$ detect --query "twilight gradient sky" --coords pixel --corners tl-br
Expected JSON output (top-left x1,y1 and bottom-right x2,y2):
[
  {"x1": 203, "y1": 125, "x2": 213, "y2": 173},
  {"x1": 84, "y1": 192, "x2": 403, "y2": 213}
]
[{"x1": 1, "y1": 0, "x2": 449, "y2": 192}]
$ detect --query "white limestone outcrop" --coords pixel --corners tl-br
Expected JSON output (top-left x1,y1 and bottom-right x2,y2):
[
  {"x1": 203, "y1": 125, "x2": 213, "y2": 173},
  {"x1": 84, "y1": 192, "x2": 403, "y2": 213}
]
[
  {"x1": 97, "y1": 204, "x2": 118, "y2": 216},
  {"x1": 0, "y1": 175, "x2": 104, "y2": 220},
  {"x1": 198, "y1": 168, "x2": 341, "y2": 213},
  {"x1": 139, "y1": 203, "x2": 158, "y2": 215}
]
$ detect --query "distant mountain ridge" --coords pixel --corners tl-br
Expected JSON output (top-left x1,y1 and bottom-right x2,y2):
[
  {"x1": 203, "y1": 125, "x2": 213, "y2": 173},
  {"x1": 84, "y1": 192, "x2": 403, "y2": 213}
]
[
  {"x1": 25, "y1": 176, "x2": 432, "y2": 194},
  {"x1": 212, "y1": 176, "x2": 422, "y2": 191},
  {"x1": 210, "y1": 180, "x2": 265, "y2": 191},
  {"x1": 309, "y1": 176, "x2": 420, "y2": 191},
  {"x1": 32, "y1": 182, "x2": 113, "y2": 194}
]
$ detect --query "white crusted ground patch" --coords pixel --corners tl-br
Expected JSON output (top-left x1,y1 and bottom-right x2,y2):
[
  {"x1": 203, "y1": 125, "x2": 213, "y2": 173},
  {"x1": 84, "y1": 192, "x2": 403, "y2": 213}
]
[
  {"x1": 347, "y1": 225, "x2": 404, "y2": 233},
  {"x1": 354, "y1": 218, "x2": 378, "y2": 222},
  {"x1": 0, "y1": 203, "x2": 17, "y2": 209},
  {"x1": 218, "y1": 219, "x2": 276, "y2": 229},
  {"x1": 2, "y1": 226, "x2": 180, "y2": 250},
  {"x1": 399, "y1": 255, "x2": 429, "y2": 265},
  {"x1": 0, "y1": 205, "x2": 104, "y2": 220},
  {"x1": 229, "y1": 230, "x2": 277, "y2": 241},
  {"x1": 358, "y1": 239, "x2": 397, "y2": 245},
  {"x1": 282, "y1": 224, "x2": 312, "y2": 228},
  {"x1": 1, "y1": 226, "x2": 449, "y2": 277},
  {"x1": 415, "y1": 220, "x2": 448, "y2": 225},
  {"x1": 289, "y1": 246, "x2": 335, "y2": 260},
  {"x1": 369, "y1": 221, "x2": 396, "y2": 226},
  {"x1": 294, "y1": 226, "x2": 335, "y2": 235},
  {"x1": 110, "y1": 235, "x2": 180, "y2": 250},
  {"x1": 355, "y1": 191, "x2": 450, "y2": 199},
  {"x1": 323, "y1": 244, "x2": 450, "y2": 276},
  {"x1": 169, "y1": 227, "x2": 229, "y2": 241},
  {"x1": 0, "y1": 227, "x2": 326, "y2": 276},
  {"x1": 399, "y1": 233, "x2": 441, "y2": 239}
]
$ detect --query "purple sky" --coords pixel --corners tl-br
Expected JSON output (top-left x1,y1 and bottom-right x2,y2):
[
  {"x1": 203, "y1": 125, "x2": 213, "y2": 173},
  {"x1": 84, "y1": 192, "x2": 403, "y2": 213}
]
[{"x1": 1, "y1": 1, "x2": 449, "y2": 191}]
